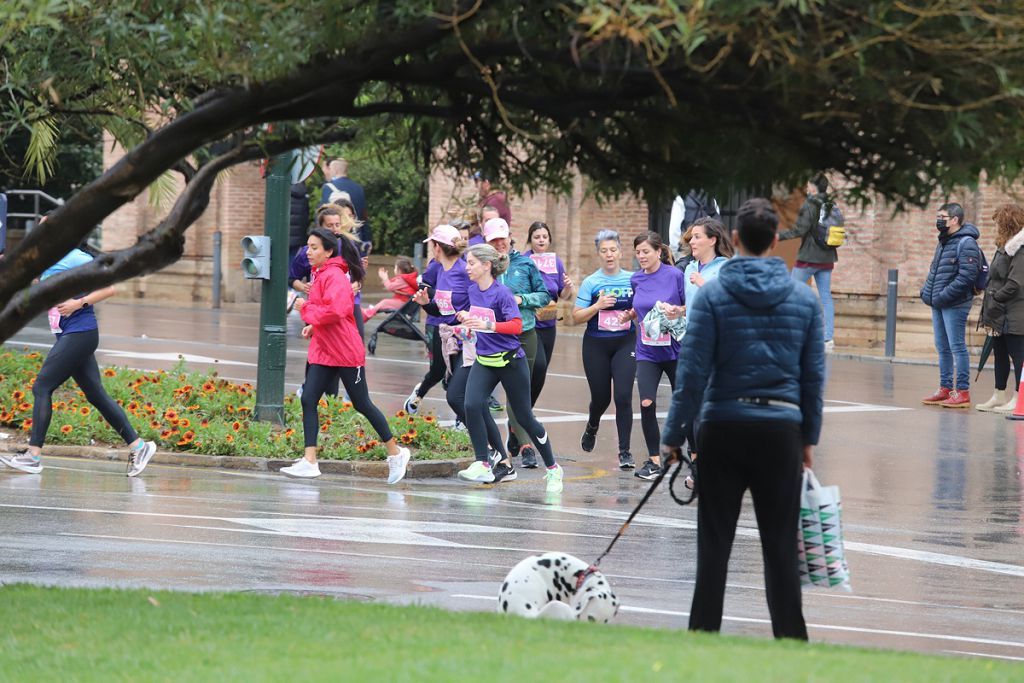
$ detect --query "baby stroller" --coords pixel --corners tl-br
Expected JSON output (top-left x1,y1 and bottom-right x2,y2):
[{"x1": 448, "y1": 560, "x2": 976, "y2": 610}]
[{"x1": 367, "y1": 299, "x2": 431, "y2": 356}]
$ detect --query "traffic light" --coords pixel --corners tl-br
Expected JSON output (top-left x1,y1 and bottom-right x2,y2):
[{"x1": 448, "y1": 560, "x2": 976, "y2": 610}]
[{"x1": 240, "y1": 235, "x2": 271, "y2": 279}]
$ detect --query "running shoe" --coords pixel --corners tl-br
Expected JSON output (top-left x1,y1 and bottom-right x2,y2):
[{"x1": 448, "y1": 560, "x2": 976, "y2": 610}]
[
  {"x1": 488, "y1": 395, "x2": 504, "y2": 412},
  {"x1": 452, "y1": 418, "x2": 467, "y2": 432},
  {"x1": 506, "y1": 432, "x2": 521, "y2": 458},
  {"x1": 580, "y1": 424, "x2": 598, "y2": 452},
  {"x1": 0, "y1": 451, "x2": 43, "y2": 474},
  {"x1": 280, "y1": 458, "x2": 321, "y2": 478},
  {"x1": 618, "y1": 450, "x2": 635, "y2": 470},
  {"x1": 520, "y1": 446, "x2": 538, "y2": 469},
  {"x1": 634, "y1": 459, "x2": 662, "y2": 481},
  {"x1": 545, "y1": 463, "x2": 564, "y2": 494},
  {"x1": 404, "y1": 383, "x2": 422, "y2": 415},
  {"x1": 126, "y1": 440, "x2": 157, "y2": 478},
  {"x1": 387, "y1": 446, "x2": 412, "y2": 484},
  {"x1": 487, "y1": 449, "x2": 502, "y2": 467},
  {"x1": 491, "y1": 461, "x2": 518, "y2": 483},
  {"x1": 457, "y1": 461, "x2": 495, "y2": 483}
]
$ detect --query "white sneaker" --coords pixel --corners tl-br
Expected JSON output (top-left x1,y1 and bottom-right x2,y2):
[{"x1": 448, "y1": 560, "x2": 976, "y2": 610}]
[
  {"x1": 994, "y1": 396, "x2": 1018, "y2": 414},
  {"x1": 387, "y1": 447, "x2": 412, "y2": 485},
  {"x1": 0, "y1": 451, "x2": 43, "y2": 474},
  {"x1": 458, "y1": 461, "x2": 495, "y2": 483},
  {"x1": 824, "y1": 339, "x2": 835, "y2": 354},
  {"x1": 280, "y1": 458, "x2": 321, "y2": 478},
  {"x1": 545, "y1": 463, "x2": 564, "y2": 494},
  {"x1": 404, "y1": 383, "x2": 422, "y2": 415},
  {"x1": 127, "y1": 441, "x2": 157, "y2": 477},
  {"x1": 976, "y1": 390, "x2": 1010, "y2": 412}
]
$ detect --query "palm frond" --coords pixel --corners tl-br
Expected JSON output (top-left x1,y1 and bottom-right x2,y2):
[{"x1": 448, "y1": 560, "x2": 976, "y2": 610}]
[{"x1": 23, "y1": 116, "x2": 58, "y2": 183}]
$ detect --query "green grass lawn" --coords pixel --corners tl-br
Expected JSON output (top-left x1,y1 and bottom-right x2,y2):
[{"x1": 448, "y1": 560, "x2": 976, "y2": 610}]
[{"x1": 0, "y1": 585, "x2": 1016, "y2": 682}]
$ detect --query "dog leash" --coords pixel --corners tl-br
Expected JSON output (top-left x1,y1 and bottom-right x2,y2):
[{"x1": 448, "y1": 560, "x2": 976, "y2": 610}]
[{"x1": 591, "y1": 450, "x2": 696, "y2": 569}]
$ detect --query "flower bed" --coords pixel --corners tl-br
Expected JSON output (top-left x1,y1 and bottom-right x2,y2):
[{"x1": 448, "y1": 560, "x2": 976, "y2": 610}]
[{"x1": 0, "y1": 349, "x2": 470, "y2": 461}]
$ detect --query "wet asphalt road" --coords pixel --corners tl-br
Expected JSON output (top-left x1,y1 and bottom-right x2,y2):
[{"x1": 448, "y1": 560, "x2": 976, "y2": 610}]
[{"x1": 2, "y1": 303, "x2": 1023, "y2": 661}]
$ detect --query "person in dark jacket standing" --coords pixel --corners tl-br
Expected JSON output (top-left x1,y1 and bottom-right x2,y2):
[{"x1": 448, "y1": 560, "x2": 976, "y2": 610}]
[
  {"x1": 778, "y1": 173, "x2": 838, "y2": 352},
  {"x1": 920, "y1": 202, "x2": 982, "y2": 408},
  {"x1": 661, "y1": 197, "x2": 824, "y2": 641},
  {"x1": 289, "y1": 182, "x2": 310, "y2": 266},
  {"x1": 977, "y1": 204, "x2": 1024, "y2": 413}
]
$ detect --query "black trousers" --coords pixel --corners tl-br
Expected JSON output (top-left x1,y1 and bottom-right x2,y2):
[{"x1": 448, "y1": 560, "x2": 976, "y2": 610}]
[
  {"x1": 992, "y1": 334, "x2": 1024, "y2": 391},
  {"x1": 636, "y1": 359, "x2": 677, "y2": 457},
  {"x1": 30, "y1": 329, "x2": 138, "y2": 448},
  {"x1": 531, "y1": 326, "x2": 556, "y2": 405},
  {"x1": 302, "y1": 364, "x2": 392, "y2": 448},
  {"x1": 582, "y1": 333, "x2": 636, "y2": 452},
  {"x1": 465, "y1": 357, "x2": 554, "y2": 467},
  {"x1": 446, "y1": 358, "x2": 506, "y2": 458},
  {"x1": 689, "y1": 420, "x2": 808, "y2": 640},
  {"x1": 415, "y1": 324, "x2": 447, "y2": 399}
]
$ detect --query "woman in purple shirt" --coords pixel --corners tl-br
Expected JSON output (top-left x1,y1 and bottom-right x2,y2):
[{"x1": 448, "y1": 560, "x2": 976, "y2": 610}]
[
  {"x1": 621, "y1": 232, "x2": 685, "y2": 481},
  {"x1": 523, "y1": 221, "x2": 576, "y2": 406},
  {"x1": 456, "y1": 244, "x2": 564, "y2": 494}
]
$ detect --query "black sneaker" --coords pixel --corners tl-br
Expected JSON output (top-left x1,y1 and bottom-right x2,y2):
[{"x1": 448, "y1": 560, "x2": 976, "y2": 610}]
[
  {"x1": 506, "y1": 432, "x2": 521, "y2": 458},
  {"x1": 492, "y1": 462, "x2": 518, "y2": 483},
  {"x1": 580, "y1": 424, "x2": 598, "y2": 452},
  {"x1": 618, "y1": 450, "x2": 635, "y2": 470},
  {"x1": 635, "y1": 459, "x2": 661, "y2": 480},
  {"x1": 488, "y1": 395, "x2": 504, "y2": 412},
  {"x1": 520, "y1": 446, "x2": 538, "y2": 469},
  {"x1": 487, "y1": 449, "x2": 502, "y2": 468}
]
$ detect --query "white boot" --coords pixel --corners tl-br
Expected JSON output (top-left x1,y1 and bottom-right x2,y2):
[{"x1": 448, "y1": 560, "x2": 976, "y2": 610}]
[
  {"x1": 994, "y1": 394, "x2": 1018, "y2": 414},
  {"x1": 976, "y1": 390, "x2": 1010, "y2": 412}
]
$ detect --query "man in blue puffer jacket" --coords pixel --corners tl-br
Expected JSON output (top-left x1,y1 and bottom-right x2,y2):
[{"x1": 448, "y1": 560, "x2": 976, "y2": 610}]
[
  {"x1": 919, "y1": 202, "x2": 981, "y2": 408},
  {"x1": 662, "y1": 197, "x2": 824, "y2": 641}
]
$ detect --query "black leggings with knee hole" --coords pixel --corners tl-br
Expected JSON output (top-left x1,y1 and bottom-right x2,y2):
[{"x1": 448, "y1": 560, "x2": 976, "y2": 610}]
[{"x1": 636, "y1": 359, "x2": 677, "y2": 457}]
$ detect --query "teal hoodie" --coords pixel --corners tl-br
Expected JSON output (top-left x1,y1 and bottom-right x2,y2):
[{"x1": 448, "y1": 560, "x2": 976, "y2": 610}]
[{"x1": 499, "y1": 250, "x2": 551, "y2": 332}]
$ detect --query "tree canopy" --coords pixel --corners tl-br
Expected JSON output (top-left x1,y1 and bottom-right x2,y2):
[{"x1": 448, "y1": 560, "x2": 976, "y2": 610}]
[{"x1": 2, "y1": 0, "x2": 1024, "y2": 340}]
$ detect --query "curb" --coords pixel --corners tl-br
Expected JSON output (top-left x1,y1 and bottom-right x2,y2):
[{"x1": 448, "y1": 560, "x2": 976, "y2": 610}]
[{"x1": 0, "y1": 435, "x2": 473, "y2": 479}]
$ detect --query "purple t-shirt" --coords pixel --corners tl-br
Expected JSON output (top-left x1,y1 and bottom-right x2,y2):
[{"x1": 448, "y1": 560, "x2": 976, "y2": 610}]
[
  {"x1": 630, "y1": 264, "x2": 686, "y2": 363},
  {"x1": 468, "y1": 234, "x2": 486, "y2": 247},
  {"x1": 290, "y1": 246, "x2": 362, "y2": 304},
  {"x1": 467, "y1": 280, "x2": 524, "y2": 358},
  {"x1": 427, "y1": 259, "x2": 471, "y2": 326},
  {"x1": 523, "y1": 250, "x2": 564, "y2": 330},
  {"x1": 421, "y1": 259, "x2": 441, "y2": 290}
]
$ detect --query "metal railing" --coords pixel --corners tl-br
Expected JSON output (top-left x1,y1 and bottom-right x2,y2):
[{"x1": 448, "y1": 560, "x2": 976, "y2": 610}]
[{"x1": 5, "y1": 189, "x2": 65, "y2": 229}]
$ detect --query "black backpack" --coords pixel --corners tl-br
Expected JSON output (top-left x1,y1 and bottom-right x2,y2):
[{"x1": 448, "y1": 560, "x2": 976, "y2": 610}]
[{"x1": 811, "y1": 200, "x2": 845, "y2": 250}]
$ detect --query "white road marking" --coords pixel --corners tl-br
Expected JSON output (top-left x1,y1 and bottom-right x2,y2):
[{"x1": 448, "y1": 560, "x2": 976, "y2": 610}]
[
  {"x1": 5, "y1": 341, "x2": 255, "y2": 367},
  {"x1": 450, "y1": 594, "x2": 1024, "y2": 649},
  {"x1": 943, "y1": 651, "x2": 1024, "y2": 661}
]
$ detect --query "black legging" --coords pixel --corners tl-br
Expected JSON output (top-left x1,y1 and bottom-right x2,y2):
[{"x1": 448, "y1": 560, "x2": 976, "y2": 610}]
[
  {"x1": 302, "y1": 364, "x2": 392, "y2": 448},
  {"x1": 447, "y1": 359, "x2": 507, "y2": 458},
  {"x1": 582, "y1": 332, "x2": 637, "y2": 452},
  {"x1": 465, "y1": 356, "x2": 555, "y2": 467},
  {"x1": 531, "y1": 326, "x2": 556, "y2": 405},
  {"x1": 993, "y1": 334, "x2": 1024, "y2": 391},
  {"x1": 30, "y1": 328, "x2": 138, "y2": 448},
  {"x1": 415, "y1": 324, "x2": 447, "y2": 399},
  {"x1": 636, "y1": 359, "x2": 677, "y2": 457}
]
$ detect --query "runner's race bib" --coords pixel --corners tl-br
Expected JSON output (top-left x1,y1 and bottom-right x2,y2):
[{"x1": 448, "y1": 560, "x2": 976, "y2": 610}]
[
  {"x1": 435, "y1": 289, "x2": 455, "y2": 315},
  {"x1": 48, "y1": 307, "x2": 62, "y2": 334},
  {"x1": 598, "y1": 310, "x2": 630, "y2": 332},
  {"x1": 469, "y1": 305, "x2": 497, "y2": 332},
  {"x1": 640, "y1": 324, "x2": 670, "y2": 346},
  {"x1": 530, "y1": 252, "x2": 558, "y2": 275}
]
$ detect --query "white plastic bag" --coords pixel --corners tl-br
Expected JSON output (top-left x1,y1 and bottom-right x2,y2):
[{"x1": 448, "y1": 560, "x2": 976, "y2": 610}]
[{"x1": 797, "y1": 469, "x2": 851, "y2": 591}]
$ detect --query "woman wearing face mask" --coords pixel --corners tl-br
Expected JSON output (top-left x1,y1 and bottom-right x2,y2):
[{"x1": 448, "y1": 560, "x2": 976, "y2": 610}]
[
  {"x1": 619, "y1": 232, "x2": 686, "y2": 481},
  {"x1": 282, "y1": 228, "x2": 411, "y2": 483},
  {"x1": 523, "y1": 221, "x2": 575, "y2": 407},
  {"x1": 683, "y1": 217, "x2": 734, "y2": 323},
  {"x1": 456, "y1": 244, "x2": 564, "y2": 493},
  {"x1": 574, "y1": 230, "x2": 636, "y2": 470}
]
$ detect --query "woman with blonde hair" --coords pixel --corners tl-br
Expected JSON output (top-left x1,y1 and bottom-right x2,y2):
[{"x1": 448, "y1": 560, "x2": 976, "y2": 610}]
[{"x1": 977, "y1": 204, "x2": 1024, "y2": 412}]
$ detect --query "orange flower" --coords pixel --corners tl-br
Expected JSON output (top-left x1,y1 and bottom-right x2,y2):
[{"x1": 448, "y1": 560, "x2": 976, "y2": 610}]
[
  {"x1": 150, "y1": 420, "x2": 161, "y2": 429},
  {"x1": 103, "y1": 368, "x2": 116, "y2": 377},
  {"x1": 21, "y1": 419, "x2": 33, "y2": 431},
  {"x1": 18, "y1": 402, "x2": 31, "y2": 412},
  {"x1": 320, "y1": 424, "x2": 329, "y2": 432},
  {"x1": 407, "y1": 430, "x2": 417, "y2": 438},
  {"x1": 400, "y1": 434, "x2": 413, "y2": 445},
  {"x1": 60, "y1": 425, "x2": 73, "y2": 434},
  {"x1": 225, "y1": 434, "x2": 234, "y2": 443},
  {"x1": 78, "y1": 406, "x2": 90, "y2": 415},
  {"x1": 202, "y1": 381, "x2": 215, "y2": 392},
  {"x1": 395, "y1": 410, "x2": 406, "y2": 418},
  {"x1": 127, "y1": 402, "x2": 139, "y2": 411},
  {"x1": 318, "y1": 398, "x2": 328, "y2": 408},
  {"x1": 283, "y1": 428, "x2": 295, "y2": 437},
  {"x1": 237, "y1": 406, "x2": 251, "y2": 414},
  {"x1": 168, "y1": 418, "x2": 180, "y2": 426},
  {"x1": 164, "y1": 409, "x2": 178, "y2": 420},
  {"x1": 200, "y1": 419, "x2": 209, "y2": 428},
  {"x1": 231, "y1": 421, "x2": 242, "y2": 431},
  {"x1": 179, "y1": 418, "x2": 191, "y2": 428},
  {"x1": 226, "y1": 404, "x2": 235, "y2": 414},
  {"x1": 424, "y1": 415, "x2": 436, "y2": 423},
  {"x1": 160, "y1": 429, "x2": 173, "y2": 439},
  {"x1": 177, "y1": 431, "x2": 195, "y2": 446},
  {"x1": 407, "y1": 417, "x2": 415, "y2": 424},
  {"x1": 11, "y1": 390, "x2": 24, "y2": 401}
]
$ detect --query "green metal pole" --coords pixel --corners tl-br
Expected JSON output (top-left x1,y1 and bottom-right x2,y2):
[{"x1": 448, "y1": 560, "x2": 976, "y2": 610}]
[{"x1": 254, "y1": 151, "x2": 293, "y2": 424}]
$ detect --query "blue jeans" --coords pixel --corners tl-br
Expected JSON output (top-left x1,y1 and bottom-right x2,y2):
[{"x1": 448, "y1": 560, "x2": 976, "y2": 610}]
[
  {"x1": 791, "y1": 266, "x2": 834, "y2": 341},
  {"x1": 931, "y1": 302, "x2": 972, "y2": 390}
]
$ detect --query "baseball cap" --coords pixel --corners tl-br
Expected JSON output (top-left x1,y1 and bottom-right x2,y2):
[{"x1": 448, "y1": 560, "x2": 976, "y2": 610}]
[
  {"x1": 424, "y1": 224, "x2": 461, "y2": 247},
  {"x1": 482, "y1": 218, "x2": 510, "y2": 241}
]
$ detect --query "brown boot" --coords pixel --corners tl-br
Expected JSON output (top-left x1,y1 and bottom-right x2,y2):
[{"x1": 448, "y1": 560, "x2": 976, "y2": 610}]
[
  {"x1": 921, "y1": 387, "x2": 952, "y2": 405},
  {"x1": 940, "y1": 389, "x2": 971, "y2": 409}
]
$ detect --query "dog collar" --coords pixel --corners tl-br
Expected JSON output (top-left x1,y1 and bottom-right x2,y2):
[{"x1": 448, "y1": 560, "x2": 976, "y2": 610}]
[{"x1": 576, "y1": 564, "x2": 600, "y2": 591}]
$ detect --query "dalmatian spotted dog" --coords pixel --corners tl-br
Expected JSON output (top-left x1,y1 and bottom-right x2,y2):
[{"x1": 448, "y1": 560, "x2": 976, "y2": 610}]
[{"x1": 497, "y1": 552, "x2": 619, "y2": 622}]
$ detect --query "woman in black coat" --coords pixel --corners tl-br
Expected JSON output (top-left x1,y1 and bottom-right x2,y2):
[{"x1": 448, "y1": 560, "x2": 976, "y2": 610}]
[{"x1": 977, "y1": 204, "x2": 1024, "y2": 412}]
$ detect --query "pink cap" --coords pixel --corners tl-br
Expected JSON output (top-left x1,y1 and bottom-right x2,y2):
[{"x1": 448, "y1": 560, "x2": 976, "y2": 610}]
[
  {"x1": 424, "y1": 224, "x2": 461, "y2": 247},
  {"x1": 482, "y1": 217, "x2": 510, "y2": 241}
]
